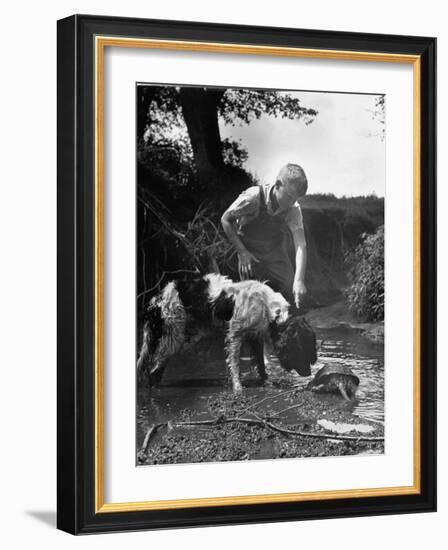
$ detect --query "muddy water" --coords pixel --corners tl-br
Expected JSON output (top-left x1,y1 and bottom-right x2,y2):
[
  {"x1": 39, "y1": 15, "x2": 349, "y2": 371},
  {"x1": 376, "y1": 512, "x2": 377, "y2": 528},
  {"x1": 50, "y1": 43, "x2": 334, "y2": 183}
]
[
  {"x1": 314, "y1": 327, "x2": 384, "y2": 424},
  {"x1": 136, "y1": 326, "x2": 384, "y2": 452}
]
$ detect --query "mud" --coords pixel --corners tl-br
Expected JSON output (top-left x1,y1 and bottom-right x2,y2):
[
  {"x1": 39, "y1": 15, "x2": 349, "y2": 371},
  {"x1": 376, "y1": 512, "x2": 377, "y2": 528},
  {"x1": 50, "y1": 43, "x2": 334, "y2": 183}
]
[
  {"x1": 138, "y1": 384, "x2": 384, "y2": 466},
  {"x1": 137, "y1": 305, "x2": 384, "y2": 466}
]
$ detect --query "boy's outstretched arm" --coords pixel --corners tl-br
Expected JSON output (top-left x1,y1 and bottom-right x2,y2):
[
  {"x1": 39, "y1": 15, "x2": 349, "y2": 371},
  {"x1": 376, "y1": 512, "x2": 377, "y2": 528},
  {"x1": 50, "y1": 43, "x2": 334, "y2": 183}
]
[{"x1": 291, "y1": 227, "x2": 308, "y2": 308}]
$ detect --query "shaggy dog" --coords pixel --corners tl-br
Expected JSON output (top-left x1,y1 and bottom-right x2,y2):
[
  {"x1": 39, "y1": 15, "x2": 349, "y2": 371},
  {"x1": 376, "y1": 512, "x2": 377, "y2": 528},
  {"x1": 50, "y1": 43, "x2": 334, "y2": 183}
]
[{"x1": 137, "y1": 273, "x2": 317, "y2": 393}]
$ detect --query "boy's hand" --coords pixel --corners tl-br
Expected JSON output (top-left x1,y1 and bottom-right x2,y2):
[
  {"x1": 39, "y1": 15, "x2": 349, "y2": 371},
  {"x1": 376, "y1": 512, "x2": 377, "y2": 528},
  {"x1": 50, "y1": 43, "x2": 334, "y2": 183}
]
[
  {"x1": 238, "y1": 250, "x2": 259, "y2": 280},
  {"x1": 293, "y1": 280, "x2": 307, "y2": 309}
]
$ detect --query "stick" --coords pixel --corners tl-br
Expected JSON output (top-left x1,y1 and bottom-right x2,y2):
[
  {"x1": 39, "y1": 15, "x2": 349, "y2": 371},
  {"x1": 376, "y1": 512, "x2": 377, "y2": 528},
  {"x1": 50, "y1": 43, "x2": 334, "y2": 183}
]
[
  {"x1": 137, "y1": 412, "x2": 384, "y2": 460},
  {"x1": 237, "y1": 385, "x2": 303, "y2": 417},
  {"x1": 173, "y1": 415, "x2": 384, "y2": 443},
  {"x1": 269, "y1": 403, "x2": 303, "y2": 418},
  {"x1": 137, "y1": 269, "x2": 200, "y2": 300},
  {"x1": 137, "y1": 423, "x2": 164, "y2": 462},
  {"x1": 251, "y1": 411, "x2": 384, "y2": 442}
]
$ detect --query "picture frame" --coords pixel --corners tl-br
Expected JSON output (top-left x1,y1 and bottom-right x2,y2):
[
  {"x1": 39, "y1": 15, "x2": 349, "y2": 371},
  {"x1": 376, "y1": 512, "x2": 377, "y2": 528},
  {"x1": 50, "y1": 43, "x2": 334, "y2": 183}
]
[{"x1": 57, "y1": 14, "x2": 436, "y2": 534}]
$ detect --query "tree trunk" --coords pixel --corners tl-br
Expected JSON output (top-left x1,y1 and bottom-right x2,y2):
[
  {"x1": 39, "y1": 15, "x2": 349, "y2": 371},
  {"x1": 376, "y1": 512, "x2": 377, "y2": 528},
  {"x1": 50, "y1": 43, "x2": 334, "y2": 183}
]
[{"x1": 179, "y1": 87, "x2": 225, "y2": 186}]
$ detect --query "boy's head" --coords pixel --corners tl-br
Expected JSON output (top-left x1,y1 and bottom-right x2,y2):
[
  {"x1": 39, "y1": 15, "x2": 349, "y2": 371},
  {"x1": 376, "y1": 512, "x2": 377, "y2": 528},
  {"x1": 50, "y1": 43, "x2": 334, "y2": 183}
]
[{"x1": 274, "y1": 163, "x2": 308, "y2": 210}]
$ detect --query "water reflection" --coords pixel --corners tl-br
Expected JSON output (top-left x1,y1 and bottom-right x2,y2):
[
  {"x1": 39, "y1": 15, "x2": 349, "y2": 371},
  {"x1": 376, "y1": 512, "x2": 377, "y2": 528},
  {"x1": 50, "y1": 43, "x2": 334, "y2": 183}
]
[{"x1": 315, "y1": 327, "x2": 384, "y2": 423}]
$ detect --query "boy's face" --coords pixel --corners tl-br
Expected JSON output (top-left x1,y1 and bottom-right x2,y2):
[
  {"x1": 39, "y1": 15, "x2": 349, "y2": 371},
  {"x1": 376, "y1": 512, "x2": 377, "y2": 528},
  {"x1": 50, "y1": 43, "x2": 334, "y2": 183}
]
[{"x1": 275, "y1": 179, "x2": 305, "y2": 211}]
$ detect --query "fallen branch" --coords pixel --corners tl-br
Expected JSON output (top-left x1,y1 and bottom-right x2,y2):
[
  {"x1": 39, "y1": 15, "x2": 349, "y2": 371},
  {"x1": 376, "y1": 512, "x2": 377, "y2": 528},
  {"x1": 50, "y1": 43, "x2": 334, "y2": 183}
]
[
  {"x1": 173, "y1": 414, "x2": 384, "y2": 443},
  {"x1": 137, "y1": 423, "x2": 164, "y2": 462},
  {"x1": 137, "y1": 409, "x2": 384, "y2": 460}
]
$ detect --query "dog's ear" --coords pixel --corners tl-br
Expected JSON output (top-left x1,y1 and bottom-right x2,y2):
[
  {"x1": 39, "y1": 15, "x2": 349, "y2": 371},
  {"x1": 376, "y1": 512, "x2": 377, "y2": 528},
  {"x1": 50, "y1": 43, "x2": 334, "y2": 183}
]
[
  {"x1": 176, "y1": 277, "x2": 213, "y2": 321},
  {"x1": 305, "y1": 320, "x2": 318, "y2": 365},
  {"x1": 296, "y1": 317, "x2": 318, "y2": 366},
  {"x1": 273, "y1": 316, "x2": 317, "y2": 376},
  {"x1": 269, "y1": 320, "x2": 281, "y2": 346}
]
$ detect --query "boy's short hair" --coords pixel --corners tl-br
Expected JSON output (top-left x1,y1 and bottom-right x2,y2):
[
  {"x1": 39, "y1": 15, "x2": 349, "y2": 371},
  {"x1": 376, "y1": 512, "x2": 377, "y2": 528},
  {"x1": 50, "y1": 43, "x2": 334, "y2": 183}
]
[{"x1": 277, "y1": 163, "x2": 308, "y2": 195}]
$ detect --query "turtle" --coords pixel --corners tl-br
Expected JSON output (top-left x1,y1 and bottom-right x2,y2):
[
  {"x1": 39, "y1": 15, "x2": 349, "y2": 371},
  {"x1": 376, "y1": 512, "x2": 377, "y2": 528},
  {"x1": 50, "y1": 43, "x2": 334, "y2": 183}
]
[{"x1": 307, "y1": 365, "x2": 360, "y2": 401}]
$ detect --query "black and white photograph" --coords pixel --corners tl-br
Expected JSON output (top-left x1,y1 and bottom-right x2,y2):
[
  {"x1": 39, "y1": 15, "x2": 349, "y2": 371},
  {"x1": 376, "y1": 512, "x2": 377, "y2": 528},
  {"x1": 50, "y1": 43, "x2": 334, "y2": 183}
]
[{"x1": 135, "y1": 83, "x2": 386, "y2": 465}]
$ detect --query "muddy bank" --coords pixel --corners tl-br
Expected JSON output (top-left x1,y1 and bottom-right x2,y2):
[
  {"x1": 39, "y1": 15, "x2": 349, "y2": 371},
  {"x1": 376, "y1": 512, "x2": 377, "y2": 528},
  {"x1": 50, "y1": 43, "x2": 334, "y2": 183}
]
[
  {"x1": 137, "y1": 304, "x2": 384, "y2": 466},
  {"x1": 305, "y1": 300, "x2": 384, "y2": 343},
  {"x1": 138, "y1": 386, "x2": 384, "y2": 466}
]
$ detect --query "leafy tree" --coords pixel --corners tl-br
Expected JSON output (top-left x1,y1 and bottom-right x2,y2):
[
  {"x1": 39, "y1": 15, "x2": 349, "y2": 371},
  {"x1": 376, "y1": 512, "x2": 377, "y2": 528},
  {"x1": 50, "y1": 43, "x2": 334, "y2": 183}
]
[
  {"x1": 137, "y1": 85, "x2": 318, "y2": 302},
  {"x1": 138, "y1": 85, "x2": 317, "y2": 186}
]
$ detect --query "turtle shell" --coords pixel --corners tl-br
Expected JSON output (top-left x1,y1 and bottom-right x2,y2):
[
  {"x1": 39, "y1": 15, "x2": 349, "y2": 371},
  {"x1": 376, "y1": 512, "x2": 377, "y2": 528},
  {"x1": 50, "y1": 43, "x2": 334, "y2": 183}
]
[{"x1": 311, "y1": 364, "x2": 360, "y2": 387}]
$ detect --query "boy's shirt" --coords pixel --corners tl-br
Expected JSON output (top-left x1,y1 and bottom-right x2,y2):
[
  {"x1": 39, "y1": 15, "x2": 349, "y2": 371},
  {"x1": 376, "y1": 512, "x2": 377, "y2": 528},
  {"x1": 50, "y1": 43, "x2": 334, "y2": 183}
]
[{"x1": 224, "y1": 184, "x2": 304, "y2": 235}]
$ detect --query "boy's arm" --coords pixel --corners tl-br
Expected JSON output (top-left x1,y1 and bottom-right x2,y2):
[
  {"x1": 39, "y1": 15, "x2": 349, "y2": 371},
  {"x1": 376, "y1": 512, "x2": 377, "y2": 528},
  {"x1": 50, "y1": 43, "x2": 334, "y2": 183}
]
[
  {"x1": 221, "y1": 210, "x2": 247, "y2": 254},
  {"x1": 221, "y1": 187, "x2": 260, "y2": 279},
  {"x1": 288, "y1": 205, "x2": 307, "y2": 308},
  {"x1": 291, "y1": 227, "x2": 307, "y2": 284}
]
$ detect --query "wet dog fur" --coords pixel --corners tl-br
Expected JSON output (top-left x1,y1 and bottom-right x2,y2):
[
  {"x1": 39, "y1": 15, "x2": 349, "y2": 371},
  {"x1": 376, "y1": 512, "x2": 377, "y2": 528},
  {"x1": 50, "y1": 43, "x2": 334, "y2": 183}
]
[{"x1": 137, "y1": 273, "x2": 317, "y2": 393}]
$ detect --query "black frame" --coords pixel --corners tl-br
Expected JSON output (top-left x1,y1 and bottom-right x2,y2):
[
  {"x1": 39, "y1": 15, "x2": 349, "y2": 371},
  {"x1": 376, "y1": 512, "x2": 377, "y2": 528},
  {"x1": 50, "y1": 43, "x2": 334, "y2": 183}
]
[{"x1": 57, "y1": 14, "x2": 436, "y2": 535}]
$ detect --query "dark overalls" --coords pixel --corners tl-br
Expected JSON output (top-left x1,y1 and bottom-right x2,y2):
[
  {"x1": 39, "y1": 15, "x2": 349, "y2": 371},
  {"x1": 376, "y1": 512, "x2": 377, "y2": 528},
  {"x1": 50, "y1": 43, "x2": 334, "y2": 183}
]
[{"x1": 239, "y1": 187, "x2": 296, "y2": 305}]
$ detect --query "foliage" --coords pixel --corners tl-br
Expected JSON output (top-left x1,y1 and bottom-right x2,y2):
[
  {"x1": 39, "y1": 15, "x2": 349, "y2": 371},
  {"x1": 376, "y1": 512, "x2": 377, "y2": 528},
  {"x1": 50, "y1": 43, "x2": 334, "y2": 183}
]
[
  {"x1": 136, "y1": 85, "x2": 320, "y2": 307},
  {"x1": 370, "y1": 95, "x2": 385, "y2": 141},
  {"x1": 345, "y1": 226, "x2": 384, "y2": 321},
  {"x1": 183, "y1": 202, "x2": 237, "y2": 273},
  {"x1": 218, "y1": 89, "x2": 318, "y2": 126},
  {"x1": 143, "y1": 88, "x2": 193, "y2": 166},
  {"x1": 221, "y1": 138, "x2": 249, "y2": 167},
  {"x1": 137, "y1": 191, "x2": 238, "y2": 310},
  {"x1": 139, "y1": 85, "x2": 318, "y2": 141}
]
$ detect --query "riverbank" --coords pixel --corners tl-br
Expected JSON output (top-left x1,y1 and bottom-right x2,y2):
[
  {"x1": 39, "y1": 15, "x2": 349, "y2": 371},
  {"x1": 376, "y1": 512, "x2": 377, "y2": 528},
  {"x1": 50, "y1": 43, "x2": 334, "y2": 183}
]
[{"x1": 305, "y1": 300, "x2": 384, "y2": 343}]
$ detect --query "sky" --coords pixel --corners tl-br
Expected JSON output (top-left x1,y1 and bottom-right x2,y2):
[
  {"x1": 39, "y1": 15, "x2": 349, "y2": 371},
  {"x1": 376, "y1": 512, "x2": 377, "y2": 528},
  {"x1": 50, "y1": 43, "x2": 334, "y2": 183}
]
[{"x1": 219, "y1": 91, "x2": 385, "y2": 198}]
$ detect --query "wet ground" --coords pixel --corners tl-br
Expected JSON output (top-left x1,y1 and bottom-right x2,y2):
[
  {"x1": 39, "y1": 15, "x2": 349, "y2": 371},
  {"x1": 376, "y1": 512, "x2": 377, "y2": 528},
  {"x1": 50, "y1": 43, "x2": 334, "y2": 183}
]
[{"x1": 136, "y1": 310, "x2": 385, "y2": 466}]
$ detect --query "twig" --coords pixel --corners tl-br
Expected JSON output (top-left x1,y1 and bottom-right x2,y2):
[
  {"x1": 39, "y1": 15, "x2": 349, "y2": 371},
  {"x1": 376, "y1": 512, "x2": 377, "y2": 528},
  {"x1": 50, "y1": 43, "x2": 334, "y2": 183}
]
[
  {"x1": 269, "y1": 403, "x2": 303, "y2": 418},
  {"x1": 137, "y1": 269, "x2": 200, "y2": 300},
  {"x1": 137, "y1": 423, "x2": 164, "y2": 462},
  {"x1": 164, "y1": 269, "x2": 201, "y2": 276},
  {"x1": 138, "y1": 196, "x2": 187, "y2": 243},
  {"x1": 172, "y1": 415, "x2": 384, "y2": 443},
  {"x1": 137, "y1": 273, "x2": 166, "y2": 299},
  {"x1": 237, "y1": 385, "x2": 303, "y2": 417},
  {"x1": 247, "y1": 410, "x2": 384, "y2": 442}
]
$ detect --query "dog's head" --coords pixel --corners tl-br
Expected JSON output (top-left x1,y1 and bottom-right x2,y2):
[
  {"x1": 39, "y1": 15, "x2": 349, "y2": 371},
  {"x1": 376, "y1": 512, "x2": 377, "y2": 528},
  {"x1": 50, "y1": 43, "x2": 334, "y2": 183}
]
[{"x1": 270, "y1": 315, "x2": 317, "y2": 376}]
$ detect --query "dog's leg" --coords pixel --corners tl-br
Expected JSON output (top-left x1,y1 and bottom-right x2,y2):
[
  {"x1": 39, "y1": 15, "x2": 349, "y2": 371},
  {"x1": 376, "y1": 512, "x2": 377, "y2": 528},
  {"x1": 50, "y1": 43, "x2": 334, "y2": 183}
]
[
  {"x1": 246, "y1": 334, "x2": 267, "y2": 382},
  {"x1": 147, "y1": 317, "x2": 186, "y2": 388},
  {"x1": 136, "y1": 323, "x2": 151, "y2": 382},
  {"x1": 148, "y1": 359, "x2": 167, "y2": 387},
  {"x1": 137, "y1": 326, "x2": 170, "y2": 389},
  {"x1": 225, "y1": 329, "x2": 243, "y2": 394},
  {"x1": 146, "y1": 335, "x2": 177, "y2": 389}
]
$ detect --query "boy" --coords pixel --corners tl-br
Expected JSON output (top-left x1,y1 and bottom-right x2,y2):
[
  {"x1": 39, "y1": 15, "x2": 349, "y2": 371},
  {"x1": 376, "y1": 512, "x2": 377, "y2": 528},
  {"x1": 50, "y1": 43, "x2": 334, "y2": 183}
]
[{"x1": 221, "y1": 163, "x2": 308, "y2": 310}]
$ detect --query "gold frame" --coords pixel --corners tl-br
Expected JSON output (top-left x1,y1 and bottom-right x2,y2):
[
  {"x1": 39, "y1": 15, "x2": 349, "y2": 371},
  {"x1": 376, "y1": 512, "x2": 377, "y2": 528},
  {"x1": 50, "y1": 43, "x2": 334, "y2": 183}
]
[{"x1": 94, "y1": 36, "x2": 421, "y2": 514}]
